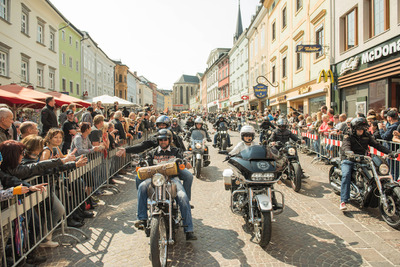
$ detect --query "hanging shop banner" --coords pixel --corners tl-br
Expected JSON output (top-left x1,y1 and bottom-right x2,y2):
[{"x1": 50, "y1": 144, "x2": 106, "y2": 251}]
[
  {"x1": 296, "y1": 44, "x2": 322, "y2": 53},
  {"x1": 253, "y1": 83, "x2": 268, "y2": 99}
]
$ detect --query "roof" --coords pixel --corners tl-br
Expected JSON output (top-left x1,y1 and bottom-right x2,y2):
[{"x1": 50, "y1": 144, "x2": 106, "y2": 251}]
[{"x1": 174, "y1": 75, "x2": 200, "y2": 84}]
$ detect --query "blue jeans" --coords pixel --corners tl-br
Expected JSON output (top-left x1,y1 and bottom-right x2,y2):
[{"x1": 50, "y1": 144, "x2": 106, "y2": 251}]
[
  {"x1": 136, "y1": 177, "x2": 193, "y2": 232},
  {"x1": 135, "y1": 168, "x2": 192, "y2": 200},
  {"x1": 340, "y1": 160, "x2": 354, "y2": 203},
  {"x1": 213, "y1": 133, "x2": 231, "y2": 145}
]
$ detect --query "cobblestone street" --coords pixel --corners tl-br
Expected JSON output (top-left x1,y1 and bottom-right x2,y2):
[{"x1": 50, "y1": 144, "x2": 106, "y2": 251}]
[{"x1": 40, "y1": 130, "x2": 400, "y2": 266}]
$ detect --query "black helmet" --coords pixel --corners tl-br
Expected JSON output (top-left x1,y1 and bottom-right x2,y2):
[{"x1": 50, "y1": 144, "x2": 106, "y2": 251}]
[
  {"x1": 218, "y1": 115, "x2": 223, "y2": 120},
  {"x1": 156, "y1": 115, "x2": 171, "y2": 128},
  {"x1": 276, "y1": 118, "x2": 288, "y2": 129},
  {"x1": 350, "y1": 117, "x2": 368, "y2": 131},
  {"x1": 157, "y1": 129, "x2": 173, "y2": 143}
]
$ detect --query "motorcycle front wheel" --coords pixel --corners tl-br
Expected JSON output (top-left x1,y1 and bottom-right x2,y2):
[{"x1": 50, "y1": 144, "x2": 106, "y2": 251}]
[
  {"x1": 289, "y1": 162, "x2": 302, "y2": 192},
  {"x1": 254, "y1": 211, "x2": 272, "y2": 247},
  {"x1": 379, "y1": 186, "x2": 400, "y2": 229},
  {"x1": 222, "y1": 138, "x2": 228, "y2": 150},
  {"x1": 150, "y1": 215, "x2": 168, "y2": 267},
  {"x1": 196, "y1": 159, "x2": 201, "y2": 178}
]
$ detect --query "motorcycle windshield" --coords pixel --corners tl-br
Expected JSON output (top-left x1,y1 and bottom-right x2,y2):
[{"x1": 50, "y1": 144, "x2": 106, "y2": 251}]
[
  {"x1": 240, "y1": 145, "x2": 268, "y2": 160},
  {"x1": 218, "y1": 122, "x2": 228, "y2": 131},
  {"x1": 191, "y1": 130, "x2": 205, "y2": 141}
]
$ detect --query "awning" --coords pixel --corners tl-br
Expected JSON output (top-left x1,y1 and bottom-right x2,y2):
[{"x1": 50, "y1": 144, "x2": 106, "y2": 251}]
[
  {"x1": 286, "y1": 88, "x2": 327, "y2": 101},
  {"x1": 87, "y1": 95, "x2": 139, "y2": 107},
  {"x1": 47, "y1": 91, "x2": 91, "y2": 108},
  {"x1": 0, "y1": 89, "x2": 45, "y2": 109}
]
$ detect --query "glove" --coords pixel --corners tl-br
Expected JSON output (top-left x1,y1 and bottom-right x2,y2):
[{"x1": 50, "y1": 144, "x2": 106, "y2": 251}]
[{"x1": 388, "y1": 152, "x2": 398, "y2": 158}]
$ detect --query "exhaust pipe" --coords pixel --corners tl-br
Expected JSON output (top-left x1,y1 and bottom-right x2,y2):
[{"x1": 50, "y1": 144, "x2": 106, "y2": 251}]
[{"x1": 330, "y1": 181, "x2": 360, "y2": 199}]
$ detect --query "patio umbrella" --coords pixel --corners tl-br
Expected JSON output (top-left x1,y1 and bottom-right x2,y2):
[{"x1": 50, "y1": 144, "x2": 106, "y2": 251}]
[
  {"x1": 0, "y1": 88, "x2": 46, "y2": 116},
  {"x1": 46, "y1": 91, "x2": 91, "y2": 108},
  {"x1": 0, "y1": 84, "x2": 70, "y2": 107}
]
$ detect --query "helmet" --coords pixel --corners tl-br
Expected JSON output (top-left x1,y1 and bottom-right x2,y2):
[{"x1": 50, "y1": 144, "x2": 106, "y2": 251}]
[
  {"x1": 172, "y1": 118, "x2": 178, "y2": 123},
  {"x1": 156, "y1": 115, "x2": 171, "y2": 128},
  {"x1": 218, "y1": 115, "x2": 223, "y2": 120},
  {"x1": 240, "y1": 125, "x2": 255, "y2": 142},
  {"x1": 156, "y1": 129, "x2": 173, "y2": 144},
  {"x1": 350, "y1": 117, "x2": 368, "y2": 132},
  {"x1": 194, "y1": 118, "x2": 203, "y2": 125},
  {"x1": 276, "y1": 118, "x2": 288, "y2": 129}
]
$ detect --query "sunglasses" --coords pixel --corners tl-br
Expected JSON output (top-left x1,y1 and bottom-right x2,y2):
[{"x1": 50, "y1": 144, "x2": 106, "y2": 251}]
[
  {"x1": 242, "y1": 134, "x2": 253, "y2": 137},
  {"x1": 158, "y1": 138, "x2": 168, "y2": 142}
]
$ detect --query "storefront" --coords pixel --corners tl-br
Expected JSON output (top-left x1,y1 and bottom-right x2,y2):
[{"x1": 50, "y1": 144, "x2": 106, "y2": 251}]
[
  {"x1": 335, "y1": 35, "x2": 400, "y2": 115},
  {"x1": 269, "y1": 96, "x2": 287, "y2": 114},
  {"x1": 207, "y1": 101, "x2": 218, "y2": 113},
  {"x1": 286, "y1": 87, "x2": 328, "y2": 115}
]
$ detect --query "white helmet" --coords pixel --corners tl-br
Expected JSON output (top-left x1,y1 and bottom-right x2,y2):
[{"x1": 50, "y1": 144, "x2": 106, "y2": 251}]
[
  {"x1": 194, "y1": 118, "x2": 203, "y2": 125},
  {"x1": 240, "y1": 125, "x2": 255, "y2": 142}
]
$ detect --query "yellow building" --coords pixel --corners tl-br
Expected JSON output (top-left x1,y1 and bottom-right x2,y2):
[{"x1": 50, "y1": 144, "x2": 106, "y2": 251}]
[{"x1": 114, "y1": 61, "x2": 128, "y2": 99}]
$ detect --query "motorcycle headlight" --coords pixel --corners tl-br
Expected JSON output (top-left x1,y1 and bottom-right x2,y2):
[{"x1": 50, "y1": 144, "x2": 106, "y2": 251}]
[
  {"x1": 268, "y1": 130, "x2": 272, "y2": 134},
  {"x1": 288, "y1": 148, "x2": 296, "y2": 156},
  {"x1": 195, "y1": 143, "x2": 202, "y2": 149},
  {"x1": 221, "y1": 131, "x2": 226, "y2": 134},
  {"x1": 251, "y1": 173, "x2": 275, "y2": 181},
  {"x1": 378, "y1": 164, "x2": 389, "y2": 175},
  {"x1": 152, "y1": 173, "x2": 166, "y2": 187}
]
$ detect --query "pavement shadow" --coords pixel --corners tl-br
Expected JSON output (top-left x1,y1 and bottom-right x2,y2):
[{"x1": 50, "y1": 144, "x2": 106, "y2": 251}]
[
  {"x1": 168, "y1": 218, "x2": 249, "y2": 266},
  {"x1": 265, "y1": 206, "x2": 364, "y2": 266},
  {"x1": 198, "y1": 166, "x2": 223, "y2": 183}
]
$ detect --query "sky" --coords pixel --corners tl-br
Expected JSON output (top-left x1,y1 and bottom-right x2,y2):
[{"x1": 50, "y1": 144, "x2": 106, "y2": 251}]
[{"x1": 50, "y1": 0, "x2": 262, "y2": 90}]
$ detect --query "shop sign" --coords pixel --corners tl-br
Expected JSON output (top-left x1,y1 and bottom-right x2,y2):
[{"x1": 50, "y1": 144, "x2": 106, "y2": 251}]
[
  {"x1": 361, "y1": 39, "x2": 400, "y2": 64},
  {"x1": 318, "y1": 69, "x2": 335, "y2": 83},
  {"x1": 270, "y1": 99, "x2": 276, "y2": 104},
  {"x1": 277, "y1": 96, "x2": 286, "y2": 102},
  {"x1": 296, "y1": 44, "x2": 322, "y2": 53},
  {"x1": 241, "y1": 95, "x2": 249, "y2": 100},
  {"x1": 299, "y1": 86, "x2": 311, "y2": 94},
  {"x1": 339, "y1": 57, "x2": 360, "y2": 76},
  {"x1": 253, "y1": 83, "x2": 268, "y2": 99}
]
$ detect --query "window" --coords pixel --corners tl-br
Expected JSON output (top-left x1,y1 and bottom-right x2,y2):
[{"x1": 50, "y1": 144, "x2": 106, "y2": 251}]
[
  {"x1": 75, "y1": 40, "x2": 78, "y2": 50},
  {"x1": 70, "y1": 81, "x2": 73, "y2": 93},
  {"x1": 69, "y1": 57, "x2": 72, "y2": 69},
  {"x1": 61, "y1": 52, "x2": 66, "y2": 65},
  {"x1": 76, "y1": 84, "x2": 79, "y2": 95},
  {"x1": 0, "y1": 0, "x2": 9, "y2": 21},
  {"x1": 49, "y1": 67, "x2": 55, "y2": 90},
  {"x1": 61, "y1": 30, "x2": 65, "y2": 41},
  {"x1": 69, "y1": 36, "x2": 72, "y2": 45},
  {"x1": 21, "y1": 54, "x2": 30, "y2": 83},
  {"x1": 296, "y1": 51, "x2": 302, "y2": 70},
  {"x1": 296, "y1": 0, "x2": 303, "y2": 12},
  {"x1": 37, "y1": 18, "x2": 45, "y2": 44},
  {"x1": 119, "y1": 74, "x2": 122, "y2": 82},
  {"x1": 272, "y1": 65, "x2": 276, "y2": 83},
  {"x1": 316, "y1": 26, "x2": 324, "y2": 59},
  {"x1": 371, "y1": 0, "x2": 389, "y2": 36},
  {"x1": 272, "y1": 21, "x2": 276, "y2": 40},
  {"x1": 261, "y1": 26, "x2": 265, "y2": 47},
  {"x1": 21, "y1": 4, "x2": 30, "y2": 35},
  {"x1": 282, "y1": 6, "x2": 287, "y2": 29},
  {"x1": 49, "y1": 29, "x2": 55, "y2": 51},
  {"x1": 76, "y1": 60, "x2": 79, "y2": 72},
  {"x1": 344, "y1": 8, "x2": 358, "y2": 51},
  {"x1": 282, "y1": 56, "x2": 287, "y2": 78},
  {"x1": 37, "y1": 63, "x2": 44, "y2": 87},
  {"x1": 1, "y1": 45, "x2": 11, "y2": 77},
  {"x1": 62, "y1": 78, "x2": 66, "y2": 91}
]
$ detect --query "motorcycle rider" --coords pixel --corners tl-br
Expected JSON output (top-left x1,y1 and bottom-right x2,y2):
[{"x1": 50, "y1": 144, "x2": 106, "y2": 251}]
[
  {"x1": 117, "y1": 115, "x2": 192, "y2": 200},
  {"x1": 134, "y1": 129, "x2": 197, "y2": 241},
  {"x1": 213, "y1": 115, "x2": 232, "y2": 148},
  {"x1": 259, "y1": 116, "x2": 276, "y2": 144},
  {"x1": 230, "y1": 125, "x2": 257, "y2": 155},
  {"x1": 339, "y1": 117, "x2": 394, "y2": 211},
  {"x1": 185, "y1": 116, "x2": 195, "y2": 130},
  {"x1": 171, "y1": 117, "x2": 185, "y2": 135},
  {"x1": 186, "y1": 118, "x2": 212, "y2": 166}
]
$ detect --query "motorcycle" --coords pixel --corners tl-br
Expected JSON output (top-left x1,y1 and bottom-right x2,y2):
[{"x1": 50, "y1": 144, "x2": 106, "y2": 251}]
[
  {"x1": 188, "y1": 129, "x2": 210, "y2": 178},
  {"x1": 260, "y1": 128, "x2": 273, "y2": 145},
  {"x1": 231, "y1": 120, "x2": 238, "y2": 131},
  {"x1": 215, "y1": 122, "x2": 229, "y2": 151},
  {"x1": 271, "y1": 141, "x2": 303, "y2": 192},
  {"x1": 329, "y1": 151, "x2": 400, "y2": 229},
  {"x1": 223, "y1": 145, "x2": 284, "y2": 247},
  {"x1": 133, "y1": 155, "x2": 190, "y2": 267}
]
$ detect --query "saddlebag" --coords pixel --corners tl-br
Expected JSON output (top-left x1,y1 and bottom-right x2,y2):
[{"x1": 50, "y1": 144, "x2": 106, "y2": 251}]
[{"x1": 137, "y1": 162, "x2": 178, "y2": 180}]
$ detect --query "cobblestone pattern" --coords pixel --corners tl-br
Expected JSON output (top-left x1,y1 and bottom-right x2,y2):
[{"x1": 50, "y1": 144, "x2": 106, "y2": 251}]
[{"x1": 38, "y1": 128, "x2": 400, "y2": 267}]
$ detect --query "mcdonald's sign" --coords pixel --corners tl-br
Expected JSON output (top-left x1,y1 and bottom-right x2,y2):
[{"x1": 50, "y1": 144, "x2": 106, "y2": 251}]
[{"x1": 317, "y1": 69, "x2": 335, "y2": 83}]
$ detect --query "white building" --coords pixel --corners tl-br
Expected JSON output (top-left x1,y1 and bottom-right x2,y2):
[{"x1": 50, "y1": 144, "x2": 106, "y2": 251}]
[
  {"x1": 81, "y1": 32, "x2": 114, "y2": 99},
  {"x1": 127, "y1": 70, "x2": 139, "y2": 104},
  {"x1": 0, "y1": 0, "x2": 64, "y2": 91}
]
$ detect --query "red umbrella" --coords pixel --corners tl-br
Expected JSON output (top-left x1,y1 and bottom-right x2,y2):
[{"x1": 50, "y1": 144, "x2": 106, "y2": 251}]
[
  {"x1": 46, "y1": 91, "x2": 91, "y2": 108},
  {"x1": 0, "y1": 89, "x2": 46, "y2": 109},
  {"x1": 0, "y1": 84, "x2": 70, "y2": 107}
]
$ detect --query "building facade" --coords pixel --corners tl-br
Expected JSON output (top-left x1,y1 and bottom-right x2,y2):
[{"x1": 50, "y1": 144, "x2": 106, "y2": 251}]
[
  {"x1": 189, "y1": 73, "x2": 203, "y2": 111},
  {"x1": 332, "y1": 0, "x2": 400, "y2": 115},
  {"x1": 127, "y1": 70, "x2": 138, "y2": 104},
  {"x1": 156, "y1": 90, "x2": 164, "y2": 112},
  {"x1": 200, "y1": 74, "x2": 207, "y2": 112},
  {"x1": 138, "y1": 79, "x2": 153, "y2": 107},
  {"x1": 0, "y1": 0, "x2": 64, "y2": 91},
  {"x1": 114, "y1": 61, "x2": 128, "y2": 99},
  {"x1": 218, "y1": 54, "x2": 230, "y2": 111},
  {"x1": 172, "y1": 74, "x2": 200, "y2": 111}
]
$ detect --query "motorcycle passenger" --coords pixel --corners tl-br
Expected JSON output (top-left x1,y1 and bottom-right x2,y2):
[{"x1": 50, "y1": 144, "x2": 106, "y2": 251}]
[
  {"x1": 185, "y1": 116, "x2": 195, "y2": 130},
  {"x1": 230, "y1": 125, "x2": 257, "y2": 155},
  {"x1": 186, "y1": 118, "x2": 212, "y2": 142},
  {"x1": 339, "y1": 117, "x2": 393, "y2": 211},
  {"x1": 134, "y1": 129, "x2": 197, "y2": 241},
  {"x1": 259, "y1": 116, "x2": 276, "y2": 144},
  {"x1": 171, "y1": 117, "x2": 184, "y2": 135},
  {"x1": 213, "y1": 115, "x2": 232, "y2": 148},
  {"x1": 117, "y1": 115, "x2": 192, "y2": 199}
]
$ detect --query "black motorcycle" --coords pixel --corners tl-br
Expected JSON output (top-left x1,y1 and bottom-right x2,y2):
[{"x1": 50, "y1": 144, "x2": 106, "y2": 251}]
[
  {"x1": 223, "y1": 145, "x2": 284, "y2": 247},
  {"x1": 215, "y1": 122, "x2": 229, "y2": 151},
  {"x1": 260, "y1": 128, "x2": 273, "y2": 145},
  {"x1": 271, "y1": 141, "x2": 302, "y2": 192},
  {"x1": 329, "y1": 152, "x2": 400, "y2": 229},
  {"x1": 188, "y1": 129, "x2": 210, "y2": 178}
]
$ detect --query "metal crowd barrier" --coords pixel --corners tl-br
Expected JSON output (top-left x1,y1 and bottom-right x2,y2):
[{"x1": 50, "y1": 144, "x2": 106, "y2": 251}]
[
  {"x1": 289, "y1": 127, "x2": 400, "y2": 180},
  {"x1": 0, "y1": 135, "x2": 150, "y2": 267}
]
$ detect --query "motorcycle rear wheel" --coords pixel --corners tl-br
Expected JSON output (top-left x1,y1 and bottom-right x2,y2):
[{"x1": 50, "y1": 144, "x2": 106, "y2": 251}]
[
  {"x1": 255, "y1": 211, "x2": 272, "y2": 247},
  {"x1": 196, "y1": 159, "x2": 201, "y2": 178},
  {"x1": 380, "y1": 186, "x2": 400, "y2": 230},
  {"x1": 290, "y1": 162, "x2": 302, "y2": 192},
  {"x1": 150, "y1": 215, "x2": 168, "y2": 267}
]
